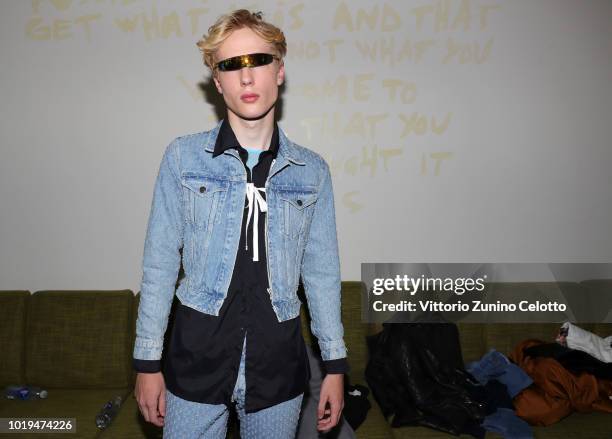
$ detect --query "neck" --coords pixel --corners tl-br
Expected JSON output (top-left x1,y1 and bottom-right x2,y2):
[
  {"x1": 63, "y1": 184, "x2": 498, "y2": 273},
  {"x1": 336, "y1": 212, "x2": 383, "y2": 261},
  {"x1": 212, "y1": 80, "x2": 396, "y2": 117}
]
[{"x1": 226, "y1": 109, "x2": 275, "y2": 151}]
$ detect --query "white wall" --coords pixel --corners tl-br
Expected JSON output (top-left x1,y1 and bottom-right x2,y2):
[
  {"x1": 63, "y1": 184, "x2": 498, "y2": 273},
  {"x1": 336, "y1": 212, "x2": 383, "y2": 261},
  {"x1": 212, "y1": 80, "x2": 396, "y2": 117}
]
[{"x1": 1, "y1": 0, "x2": 611, "y2": 292}]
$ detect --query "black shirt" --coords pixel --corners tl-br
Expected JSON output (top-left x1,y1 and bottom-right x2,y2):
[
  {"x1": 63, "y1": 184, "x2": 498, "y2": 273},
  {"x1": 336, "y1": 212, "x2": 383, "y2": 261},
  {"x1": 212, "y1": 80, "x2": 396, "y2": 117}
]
[{"x1": 134, "y1": 119, "x2": 348, "y2": 413}]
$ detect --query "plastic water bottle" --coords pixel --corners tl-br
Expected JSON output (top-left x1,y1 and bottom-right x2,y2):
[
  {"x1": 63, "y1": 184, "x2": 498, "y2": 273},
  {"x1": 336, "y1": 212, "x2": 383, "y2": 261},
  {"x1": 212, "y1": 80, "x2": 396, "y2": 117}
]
[
  {"x1": 5, "y1": 386, "x2": 48, "y2": 400},
  {"x1": 95, "y1": 395, "x2": 122, "y2": 429}
]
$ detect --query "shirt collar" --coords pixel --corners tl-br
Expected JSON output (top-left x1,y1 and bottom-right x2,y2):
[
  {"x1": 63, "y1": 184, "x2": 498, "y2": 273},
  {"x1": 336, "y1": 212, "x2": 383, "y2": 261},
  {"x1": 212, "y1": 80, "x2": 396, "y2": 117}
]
[{"x1": 212, "y1": 118, "x2": 280, "y2": 159}]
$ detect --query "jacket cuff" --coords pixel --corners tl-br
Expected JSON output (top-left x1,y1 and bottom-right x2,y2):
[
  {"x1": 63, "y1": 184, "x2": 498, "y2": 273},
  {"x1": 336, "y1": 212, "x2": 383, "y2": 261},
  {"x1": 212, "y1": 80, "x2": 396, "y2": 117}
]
[
  {"x1": 133, "y1": 358, "x2": 162, "y2": 373},
  {"x1": 323, "y1": 357, "x2": 350, "y2": 375},
  {"x1": 319, "y1": 339, "x2": 348, "y2": 361}
]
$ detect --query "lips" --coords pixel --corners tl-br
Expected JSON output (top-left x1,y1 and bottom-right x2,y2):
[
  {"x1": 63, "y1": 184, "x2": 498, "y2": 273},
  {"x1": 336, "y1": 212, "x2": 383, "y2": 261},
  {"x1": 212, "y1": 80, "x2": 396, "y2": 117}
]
[{"x1": 241, "y1": 93, "x2": 259, "y2": 102}]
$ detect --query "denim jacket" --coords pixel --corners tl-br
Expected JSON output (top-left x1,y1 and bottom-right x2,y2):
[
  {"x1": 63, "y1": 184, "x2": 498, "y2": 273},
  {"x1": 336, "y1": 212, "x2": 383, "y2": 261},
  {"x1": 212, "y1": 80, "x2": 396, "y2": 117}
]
[{"x1": 133, "y1": 119, "x2": 347, "y2": 365}]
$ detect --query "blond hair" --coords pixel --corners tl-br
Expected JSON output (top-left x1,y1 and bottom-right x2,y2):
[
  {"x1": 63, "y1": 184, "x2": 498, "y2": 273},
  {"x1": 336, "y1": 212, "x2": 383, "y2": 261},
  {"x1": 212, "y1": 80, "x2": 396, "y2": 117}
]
[{"x1": 196, "y1": 9, "x2": 287, "y2": 76}]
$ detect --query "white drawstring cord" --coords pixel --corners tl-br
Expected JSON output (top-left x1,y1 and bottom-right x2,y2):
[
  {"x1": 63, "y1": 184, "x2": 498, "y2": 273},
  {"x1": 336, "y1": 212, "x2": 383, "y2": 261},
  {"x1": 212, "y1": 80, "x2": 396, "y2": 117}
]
[{"x1": 244, "y1": 182, "x2": 267, "y2": 261}]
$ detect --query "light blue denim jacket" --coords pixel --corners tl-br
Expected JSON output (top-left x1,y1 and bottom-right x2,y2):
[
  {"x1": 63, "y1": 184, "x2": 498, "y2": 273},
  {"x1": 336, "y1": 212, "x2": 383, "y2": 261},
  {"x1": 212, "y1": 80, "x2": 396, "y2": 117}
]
[{"x1": 133, "y1": 119, "x2": 347, "y2": 364}]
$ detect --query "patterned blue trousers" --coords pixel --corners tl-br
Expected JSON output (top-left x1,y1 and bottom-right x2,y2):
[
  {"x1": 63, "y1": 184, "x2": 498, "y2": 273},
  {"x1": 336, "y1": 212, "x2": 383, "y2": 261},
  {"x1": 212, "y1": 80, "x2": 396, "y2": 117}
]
[{"x1": 163, "y1": 333, "x2": 304, "y2": 438}]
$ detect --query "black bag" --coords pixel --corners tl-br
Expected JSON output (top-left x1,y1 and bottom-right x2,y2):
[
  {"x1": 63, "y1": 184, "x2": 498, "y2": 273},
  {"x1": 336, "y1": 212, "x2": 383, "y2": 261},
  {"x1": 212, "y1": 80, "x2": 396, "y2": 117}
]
[{"x1": 365, "y1": 315, "x2": 488, "y2": 435}]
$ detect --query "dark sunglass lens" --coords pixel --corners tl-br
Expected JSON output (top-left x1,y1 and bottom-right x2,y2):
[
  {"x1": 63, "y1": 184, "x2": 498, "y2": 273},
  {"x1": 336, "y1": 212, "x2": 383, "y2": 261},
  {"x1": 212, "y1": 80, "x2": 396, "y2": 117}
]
[
  {"x1": 255, "y1": 53, "x2": 274, "y2": 66},
  {"x1": 218, "y1": 53, "x2": 275, "y2": 71},
  {"x1": 220, "y1": 57, "x2": 239, "y2": 71}
]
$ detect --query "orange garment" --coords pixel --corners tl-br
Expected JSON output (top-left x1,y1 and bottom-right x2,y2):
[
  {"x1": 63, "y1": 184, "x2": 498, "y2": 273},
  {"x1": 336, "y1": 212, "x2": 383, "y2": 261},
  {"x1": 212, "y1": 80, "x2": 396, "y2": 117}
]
[{"x1": 509, "y1": 339, "x2": 612, "y2": 426}]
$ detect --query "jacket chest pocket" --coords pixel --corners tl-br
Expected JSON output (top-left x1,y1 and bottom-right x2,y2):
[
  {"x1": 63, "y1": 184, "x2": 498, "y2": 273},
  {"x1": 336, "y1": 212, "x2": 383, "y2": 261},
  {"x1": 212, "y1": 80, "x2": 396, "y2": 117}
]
[
  {"x1": 279, "y1": 190, "x2": 318, "y2": 239},
  {"x1": 181, "y1": 176, "x2": 229, "y2": 231}
]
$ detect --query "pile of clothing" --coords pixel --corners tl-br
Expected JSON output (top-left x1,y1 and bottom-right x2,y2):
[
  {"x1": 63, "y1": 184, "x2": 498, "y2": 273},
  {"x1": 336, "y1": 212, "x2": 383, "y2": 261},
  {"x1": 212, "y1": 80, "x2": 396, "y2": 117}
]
[
  {"x1": 365, "y1": 319, "x2": 612, "y2": 438},
  {"x1": 511, "y1": 322, "x2": 612, "y2": 426}
]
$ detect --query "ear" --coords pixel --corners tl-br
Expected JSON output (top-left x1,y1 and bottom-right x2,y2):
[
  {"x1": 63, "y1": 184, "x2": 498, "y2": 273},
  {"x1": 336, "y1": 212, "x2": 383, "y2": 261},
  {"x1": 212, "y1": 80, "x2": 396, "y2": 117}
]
[
  {"x1": 277, "y1": 60, "x2": 285, "y2": 86},
  {"x1": 213, "y1": 72, "x2": 223, "y2": 94}
]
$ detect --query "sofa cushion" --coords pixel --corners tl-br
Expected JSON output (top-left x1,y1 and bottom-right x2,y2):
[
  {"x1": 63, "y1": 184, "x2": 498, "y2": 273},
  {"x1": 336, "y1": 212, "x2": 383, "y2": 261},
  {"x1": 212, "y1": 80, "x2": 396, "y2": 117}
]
[
  {"x1": 591, "y1": 322, "x2": 612, "y2": 338},
  {"x1": 531, "y1": 412, "x2": 612, "y2": 438},
  {"x1": 26, "y1": 290, "x2": 134, "y2": 388},
  {"x1": 0, "y1": 387, "x2": 130, "y2": 438},
  {"x1": 580, "y1": 279, "x2": 612, "y2": 324},
  {"x1": 0, "y1": 291, "x2": 29, "y2": 387},
  {"x1": 457, "y1": 323, "x2": 487, "y2": 363}
]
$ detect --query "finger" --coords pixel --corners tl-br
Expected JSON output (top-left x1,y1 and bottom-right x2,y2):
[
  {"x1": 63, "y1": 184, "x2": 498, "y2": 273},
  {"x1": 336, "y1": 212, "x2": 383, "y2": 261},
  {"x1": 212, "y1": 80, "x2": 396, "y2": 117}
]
[
  {"x1": 159, "y1": 391, "x2": 166, "y2": 418},
  {"x1": 327, "y1": 401, "x2": 340, "y2": 426},
  {"x1": 317, "y1": 420, "x2": 334, "y2": 434},
  {"x1": 317, "y1": 411, "x2": 333, "y2": 427},
  {"x1": 317, "y1": 407, "x2": 333, "y2": 431},
  {"x1": 323, "y1": 400, "x2": 341, "y2": 429},
  {"x1": 317, "y1": 409, "x2": 331, "y2": 422},
  {"x1": 317, "y1": 395, "x2": 328, "y2": 420},
  {"x1": 318, "y1": 418, "x2": 332, "y2": 428},
  {"x1": 317, "y1": 418, "x2": 332, "y2": 431},
  {"x1": 147, "y1": 404, "x2": 161, "y2": 426},
  {"x1": 329, "y1": 407, "x2": 341, "y2": 428}
]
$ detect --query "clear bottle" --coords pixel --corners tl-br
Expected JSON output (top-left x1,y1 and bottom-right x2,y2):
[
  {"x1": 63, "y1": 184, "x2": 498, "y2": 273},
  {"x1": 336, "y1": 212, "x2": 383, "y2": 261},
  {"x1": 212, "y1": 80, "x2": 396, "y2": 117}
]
[
  {"x1": 4, "y1": 386, "x2": 48, "y2": 400},
  {"x1": 95, "y1": 395, "x2": 122, "y2": 429}
]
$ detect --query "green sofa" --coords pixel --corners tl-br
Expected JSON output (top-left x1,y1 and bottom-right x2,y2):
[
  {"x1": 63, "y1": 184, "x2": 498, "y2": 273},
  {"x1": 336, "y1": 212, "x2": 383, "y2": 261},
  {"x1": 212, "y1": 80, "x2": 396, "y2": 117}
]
[
  {"x1": 0, "y1": 290, "x2": 139, "y2": 438},
  {"x1": 1, "y1": 280, "x2": 611, "y2": 438}
]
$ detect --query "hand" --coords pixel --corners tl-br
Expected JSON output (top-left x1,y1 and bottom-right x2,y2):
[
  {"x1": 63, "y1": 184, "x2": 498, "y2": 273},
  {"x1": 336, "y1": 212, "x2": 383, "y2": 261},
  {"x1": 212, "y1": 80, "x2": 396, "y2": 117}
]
[
  {"x1": 135, "y1": 372, "x2": 166, "y2": 427},
  {"x1": 317, "y1": 373, "x2": 344, "y2": 433}
]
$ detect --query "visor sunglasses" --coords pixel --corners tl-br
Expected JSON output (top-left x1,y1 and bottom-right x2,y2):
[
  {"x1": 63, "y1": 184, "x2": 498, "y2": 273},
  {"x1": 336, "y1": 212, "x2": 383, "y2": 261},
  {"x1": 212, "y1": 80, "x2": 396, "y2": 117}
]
[{"x1": 215, "y1": 53, "x2": 280, "y2": 72}]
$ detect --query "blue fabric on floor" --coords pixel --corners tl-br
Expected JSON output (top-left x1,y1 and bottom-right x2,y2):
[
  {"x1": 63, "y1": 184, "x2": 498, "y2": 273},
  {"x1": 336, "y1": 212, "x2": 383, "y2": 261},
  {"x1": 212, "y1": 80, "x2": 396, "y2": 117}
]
[
  {"x1": 466, "y1": 349, "x2": 533, "y2": 398},
  {"x1": 482, "y1": 408, "x2": 533, "y2": 439}
]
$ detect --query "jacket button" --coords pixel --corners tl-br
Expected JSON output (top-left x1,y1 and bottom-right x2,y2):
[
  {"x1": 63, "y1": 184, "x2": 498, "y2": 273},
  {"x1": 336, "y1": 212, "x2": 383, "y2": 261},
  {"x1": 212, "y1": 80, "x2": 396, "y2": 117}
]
[
  {"x1": 199, "y1": 186, "x2": 206, "y2": 193},
  {"x1": 296, "y1": 199, "x2": 303, "y2": 206}
]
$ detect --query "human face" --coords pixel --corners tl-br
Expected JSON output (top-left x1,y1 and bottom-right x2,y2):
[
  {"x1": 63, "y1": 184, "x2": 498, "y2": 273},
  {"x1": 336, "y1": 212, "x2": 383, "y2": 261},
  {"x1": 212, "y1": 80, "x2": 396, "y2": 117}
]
[{"x1": 212, "y1": 27, "x2": 285, "y2": 121}]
